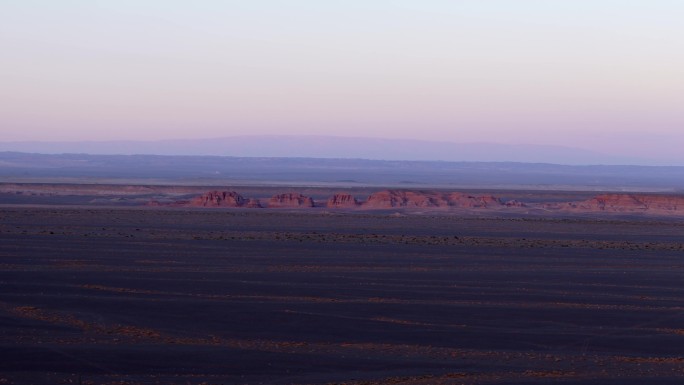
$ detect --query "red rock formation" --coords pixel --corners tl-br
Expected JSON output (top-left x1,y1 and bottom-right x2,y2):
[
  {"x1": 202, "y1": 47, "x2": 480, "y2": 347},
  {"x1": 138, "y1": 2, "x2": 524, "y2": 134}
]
[
  {"x1": 363, "y1": 190, "x2": 447, "y2": 208},
  {"x1": 446, "y1": 192, "x2": 502, "y2": 208},
  {"x1": 363, "y1": 190, "x2": 394, "y2": 208},
  {"x1": 364, "y1": 190, "x2": 439, "y2": 208},
  {"x1": 644, "y1": 195, "x2": 684, "y2": 211},
  {"x1": 580, "y1": 194, "x2": 647, "y2": 211},
  {"x1": 267, "y1": 193, "x2": 315, "y2": 208},
  {"x1": 148, "y1": 189, "x2": 684, "y2": 214},
  {"x1": 574, "y1": 194, "x2": 684, "y2": 212},
  {"x1": 190, "y1": 191, "x2": 246, "y2": 207},
  {"x1": 155, "y1": 189, "x2": 524, "y2": 211},
  {"x1": 479, "y1": 195, "x2": 504, "y2": 207},
  {"x1": 406, "y1": 191, "x2": 449, "y2": 207},
  {"x1": 327, "y1": 193, "x2": 359, "y2": 208},
  {"x1": 504, "y1": 200, "x2": 526, "y2": 207},
  {"x1": 362, "y1": 190, "x2": 506, "y2": 209}
]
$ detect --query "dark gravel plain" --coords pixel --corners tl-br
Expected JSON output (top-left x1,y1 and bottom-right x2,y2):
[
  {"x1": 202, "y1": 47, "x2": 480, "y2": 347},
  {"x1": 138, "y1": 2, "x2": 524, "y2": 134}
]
[{"x1": 1, "y1": 207, "x2": 683, "y2": 384}]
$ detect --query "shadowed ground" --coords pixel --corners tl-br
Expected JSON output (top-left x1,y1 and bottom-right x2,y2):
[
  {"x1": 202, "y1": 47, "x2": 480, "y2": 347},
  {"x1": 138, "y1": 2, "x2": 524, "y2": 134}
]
[{"x1": 1, "y1": 208, "x2": 683, "y2": 384}]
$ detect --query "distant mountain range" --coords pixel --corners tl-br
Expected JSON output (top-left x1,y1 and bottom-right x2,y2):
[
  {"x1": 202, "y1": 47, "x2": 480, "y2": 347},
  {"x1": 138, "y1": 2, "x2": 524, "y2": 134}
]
[{"x1": 0, "y1": 135, "x2": 661, "y2": 166}]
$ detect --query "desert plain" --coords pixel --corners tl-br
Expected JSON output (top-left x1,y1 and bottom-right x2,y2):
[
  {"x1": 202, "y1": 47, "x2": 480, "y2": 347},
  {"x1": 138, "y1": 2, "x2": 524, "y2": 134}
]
[{"x1": 1, "y1": 183, "x2": 684, "y2": 384}]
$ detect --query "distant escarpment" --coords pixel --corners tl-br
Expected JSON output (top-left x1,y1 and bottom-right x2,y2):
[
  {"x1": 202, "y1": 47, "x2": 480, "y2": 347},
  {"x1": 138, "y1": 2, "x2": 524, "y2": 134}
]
[
  {"x1": 559, "y1": 194, "x2": 684, "y2": 213},
  {"x1": 154, "y1": 190, "x2": 683, "y2": 215},
  {"x1": 267, "y1": 193, "x2": 314, "y2": 208}
]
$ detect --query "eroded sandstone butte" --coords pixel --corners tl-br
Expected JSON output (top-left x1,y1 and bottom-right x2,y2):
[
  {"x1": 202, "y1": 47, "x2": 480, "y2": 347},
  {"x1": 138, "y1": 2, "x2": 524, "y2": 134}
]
[
  {"x1": 362, "y1": 190, "x2": 504, "y2": 209},
  {"x1": 363, "y1": 190, "x2": 443, "y2": 208},
  {"x1": 446, "y1": 192, "x2": 503, "y2": 208},
  {"x1": 568, "y1": 194, "x2": 684, "y2": 212},
  {"x1": 267, "y1": 193, "x2": 315, "y2": 208},
  {"x1": 190, "y1": 191, "x2": 247, "y2": 207},
  {"x1": 327, "y1": 193, "x2": 359, "y2": 208}
]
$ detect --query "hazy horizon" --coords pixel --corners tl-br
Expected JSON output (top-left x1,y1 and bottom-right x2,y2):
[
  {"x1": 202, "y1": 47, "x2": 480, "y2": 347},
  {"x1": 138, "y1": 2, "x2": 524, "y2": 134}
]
[
  {"x1": 0, "y1": 134, "x2": 677, "y2": 166},
  {"x1": 2, "y1": 2, "x2": 683, "y2": 164}
]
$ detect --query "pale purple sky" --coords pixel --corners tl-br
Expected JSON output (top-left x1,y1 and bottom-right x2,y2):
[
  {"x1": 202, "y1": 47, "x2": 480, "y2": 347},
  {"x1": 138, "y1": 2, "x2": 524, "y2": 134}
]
[{"x1": 1, "y1": 1, "x2": 683, "y2": 163}]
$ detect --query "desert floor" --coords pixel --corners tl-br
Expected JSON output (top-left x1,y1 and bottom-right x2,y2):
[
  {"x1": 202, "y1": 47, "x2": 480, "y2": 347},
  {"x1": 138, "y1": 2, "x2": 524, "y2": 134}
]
[{"x1": 1, "y1": 207, "x2": 683, "y2": 384}]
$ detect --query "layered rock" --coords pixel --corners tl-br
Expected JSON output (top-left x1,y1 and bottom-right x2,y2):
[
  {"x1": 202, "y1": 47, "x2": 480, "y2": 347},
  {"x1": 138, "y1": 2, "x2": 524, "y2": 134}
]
[
  {"x1": 446, "y1": 192, "x2": 502, "y2": 208},
  {"x1": 327, "y1": 193, "x2": 359, "y2": 208},
  {"x1": 190, "y1": 191, "x2": 246, "y2": 207},
  {"x1": 571, "y1": 194, "x2": 684, "y2": 212},
  {"x1": 160, "y1": 188, "x2": 684, "y2": 214},
  {"x1": 363, "y1": 190, "x2": 444, "y2": 208},
  {"x1": 362, "y1": 190, "x2": 504, "y2": 209},
  {"x1": 267, "y1": 193, "x2": 315, "y2": 208}
]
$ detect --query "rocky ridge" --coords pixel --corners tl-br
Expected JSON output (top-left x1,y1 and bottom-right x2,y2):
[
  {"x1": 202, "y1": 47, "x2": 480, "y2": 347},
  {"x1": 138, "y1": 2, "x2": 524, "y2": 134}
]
[
  {"x1": 190, "y1": 191, "x2": 247, "y2": 207},
  {"x1": 560, "y1": 194, "x2": 684, "y2": 213},
  {"x1": 267, "y1": 193, "x2": 315, "y2": 208},
  {"x1": 327, "y1": 193, "x2": 359, "y2": 208},
  {"x1": 163, "y1": 190, "x2": 684, "y2": 215},
  {"x1": 363, "y1": 190, "x2": 503, "y2": 208}
]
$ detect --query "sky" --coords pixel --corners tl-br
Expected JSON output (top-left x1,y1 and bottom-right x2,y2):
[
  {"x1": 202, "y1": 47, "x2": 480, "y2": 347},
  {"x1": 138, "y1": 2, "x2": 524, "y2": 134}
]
[{"x1": 1, "y1": 1, "x2": 683, "y2": 163}]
